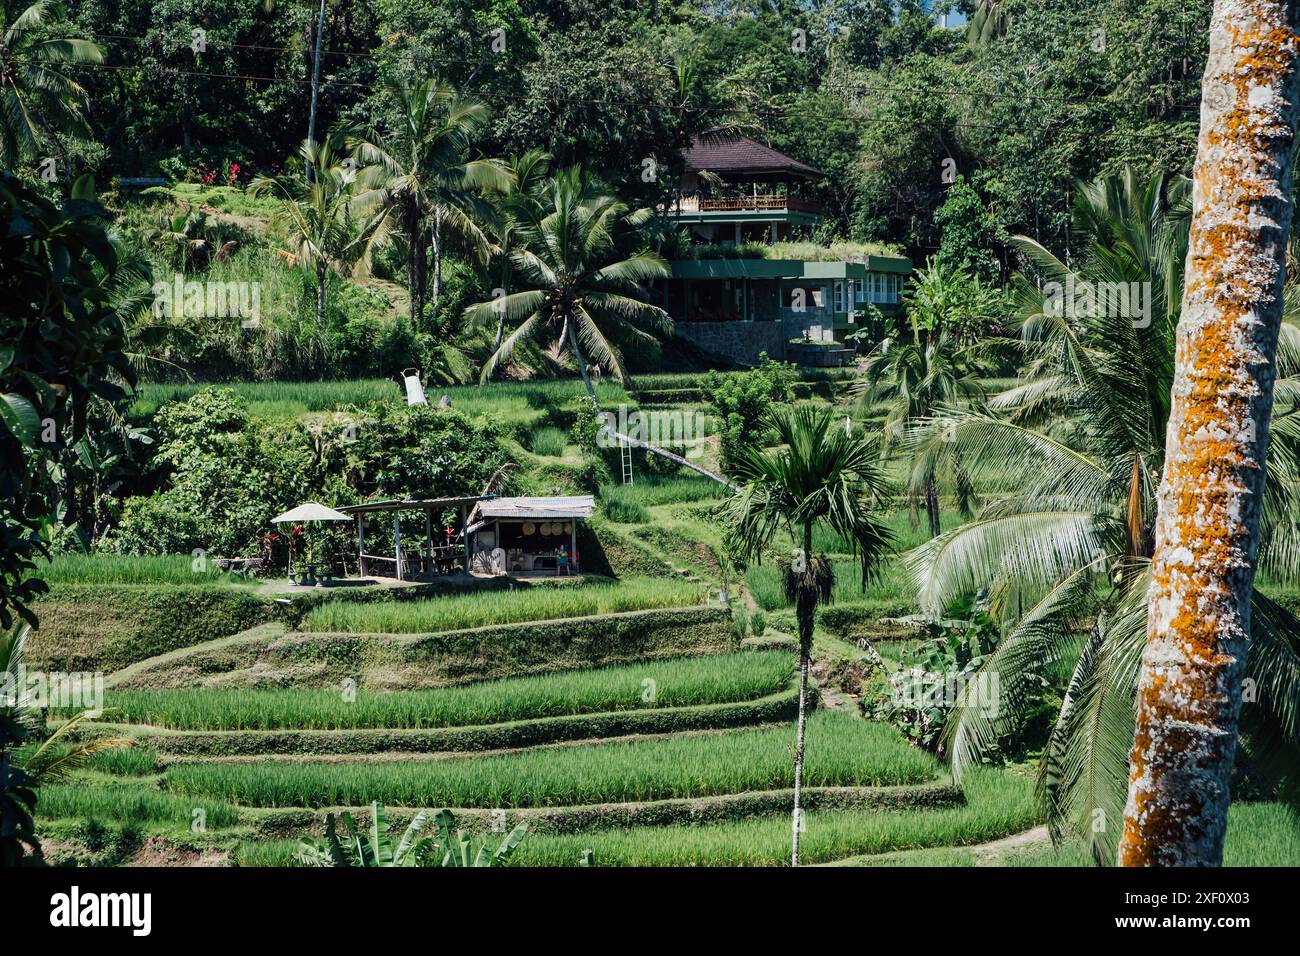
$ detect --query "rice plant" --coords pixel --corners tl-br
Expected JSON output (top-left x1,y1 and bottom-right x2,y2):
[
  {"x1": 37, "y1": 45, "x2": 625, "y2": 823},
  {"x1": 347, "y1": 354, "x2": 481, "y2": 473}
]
[
  {"x1": 303, "y1": 578, "x2": 702, "y2": 634},
  {"x1": 506, "y1": 767, "x2": 1036, "y2": 866},
  {"x1": 96, "y1": 652, "x2": 793, "y2": 730},
  {"x1": 35, "y1": 785, "x2": 240, "y2": 828},
  {"x1": 36, "y1": 553, "x2": 256, "y2": 587},
  {"x1": 164, "y1": 712, "x2": 939, "y2": 809},
  {"x1": 528, "y1": 427, "x2": 569, "y2": 457}
]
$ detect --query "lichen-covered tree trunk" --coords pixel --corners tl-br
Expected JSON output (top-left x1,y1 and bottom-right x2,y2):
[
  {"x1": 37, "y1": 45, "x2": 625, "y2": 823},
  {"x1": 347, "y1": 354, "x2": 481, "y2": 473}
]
[{"x1": 1120, "y1": 0, "x2": 1300, "y2": 867}]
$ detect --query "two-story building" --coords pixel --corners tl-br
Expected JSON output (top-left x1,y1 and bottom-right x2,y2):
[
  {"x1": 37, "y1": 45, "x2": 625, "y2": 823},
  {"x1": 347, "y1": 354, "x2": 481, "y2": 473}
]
[{"x1": 658, "y1": 132, "x2": 912, "y2": 367}]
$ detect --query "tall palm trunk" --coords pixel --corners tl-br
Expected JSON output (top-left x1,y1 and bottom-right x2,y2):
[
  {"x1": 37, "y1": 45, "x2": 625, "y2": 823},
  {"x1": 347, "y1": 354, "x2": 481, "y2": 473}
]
[
  {"x1": 405, "y1": 204, "x2": 426, "y2": 328},
  {"x1": 315, "y1": 262, "x2": 327, "y2": 325},
  {"x1": 1120, "y1": 0, "x2": 1300, "y2": 867},
  {"x1": 924, "y1": 475, "x2": 941, "y2": 539},
  {"x1": 430, "y1": 207, "x2": 443, "y2": 324},
  {"x1": 791, "y1": 522, "x2": 815, "y2": 866}
]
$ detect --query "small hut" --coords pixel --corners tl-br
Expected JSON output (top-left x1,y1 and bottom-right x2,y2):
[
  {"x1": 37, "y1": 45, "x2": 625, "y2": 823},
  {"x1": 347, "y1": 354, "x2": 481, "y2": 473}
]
[{"x1": 474, "y1": 495, "x2": 594, "y2": 574}]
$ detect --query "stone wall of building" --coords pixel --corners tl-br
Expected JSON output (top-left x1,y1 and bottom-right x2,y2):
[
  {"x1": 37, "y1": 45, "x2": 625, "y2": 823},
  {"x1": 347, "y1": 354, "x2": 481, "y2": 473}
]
[{"x1": 673, "y1": 320, "x2": 789, "y2": 366}]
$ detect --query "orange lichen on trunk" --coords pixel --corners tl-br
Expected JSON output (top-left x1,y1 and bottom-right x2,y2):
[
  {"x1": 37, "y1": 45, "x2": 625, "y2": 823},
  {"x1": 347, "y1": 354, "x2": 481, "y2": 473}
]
[{"x1": 1120, "y1": 0, "x2": 1300, "y2": 867}]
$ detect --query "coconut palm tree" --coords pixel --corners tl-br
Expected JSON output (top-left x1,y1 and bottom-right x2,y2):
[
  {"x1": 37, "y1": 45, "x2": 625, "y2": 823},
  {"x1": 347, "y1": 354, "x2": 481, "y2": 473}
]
[
  {"x1": 350, "y1": 79, "x2": 508, "y2": 328},
  {"x1": 905, "y1": 169, "x2": 1300, "y2": 863},
  {"x1": 251, "y1": 136, "x2": 363, "y2": 325},
  {"x1": 723, "y1": 404, "x2": 893, "y2": 865},
  {"x1": 482, "y1": 149, "x2": 552, "y2": 357},
  {"x1": 1121, "y1": 3, "x2": 1300, "y2": 867},
  {"x1": 465, "y1": 165, "x2": 670, "y2": 397},
  {"x1": 854, "y1": 260, "x2": 996, "y2": 537},
  {"x1": 0, "y1": 1, "x2": 103, "y2": 166}
]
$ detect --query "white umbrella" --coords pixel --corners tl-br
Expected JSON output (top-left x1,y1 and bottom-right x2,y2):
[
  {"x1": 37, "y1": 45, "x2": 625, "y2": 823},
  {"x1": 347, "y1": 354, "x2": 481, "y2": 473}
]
[
  {"x1": 271, "y1": 502, "x2": 351, "y2": 523},
  {"x1": 270, "y1": 502, "x2": 351, "y2": 578}
]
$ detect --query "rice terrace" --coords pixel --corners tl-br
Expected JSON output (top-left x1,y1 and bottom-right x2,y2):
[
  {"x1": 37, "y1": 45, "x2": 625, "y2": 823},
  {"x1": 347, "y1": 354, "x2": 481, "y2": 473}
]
[{"x1": 2, "y1": 0, "x2": 1299, "y2": 936}]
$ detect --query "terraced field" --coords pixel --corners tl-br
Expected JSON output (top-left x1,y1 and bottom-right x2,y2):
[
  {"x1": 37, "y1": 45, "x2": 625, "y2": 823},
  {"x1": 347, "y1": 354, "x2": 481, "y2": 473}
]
[{"x1": 40, "y1": 622, "x2": 1058, "y2": 868}]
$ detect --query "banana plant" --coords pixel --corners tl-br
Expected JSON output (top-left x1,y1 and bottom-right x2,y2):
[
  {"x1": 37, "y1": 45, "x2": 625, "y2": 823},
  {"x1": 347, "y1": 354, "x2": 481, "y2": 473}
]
[{"x1": 295, "y1": 804, "x2": 528, "y2": 867}]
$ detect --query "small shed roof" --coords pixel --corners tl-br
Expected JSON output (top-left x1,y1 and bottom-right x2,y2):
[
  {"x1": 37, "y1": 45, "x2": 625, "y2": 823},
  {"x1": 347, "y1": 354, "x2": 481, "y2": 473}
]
[
  {"x1": 336, "y1": 496, "x2": 490, "y2": 514},
  {"x1": 479, "y1": 495, "x2": 595, "y2": 520}
]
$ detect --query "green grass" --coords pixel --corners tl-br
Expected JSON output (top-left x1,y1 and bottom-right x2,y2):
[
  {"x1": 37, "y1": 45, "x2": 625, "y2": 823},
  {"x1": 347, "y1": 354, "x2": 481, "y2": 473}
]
[
  {"x1": 508, "y1": 766, "x2": 1034, "y2": 866},
  {"x1": 602, "y1": 476, "x2": 726, "y2": 508},
  {"x1": 36, "y1": 784, "x2": 240, "y2": 828},
  {"x1": 86, "y1": 746, "x2": 160, "y2": 776},
  {"x1": 36, "y1": 553, "x2": 256, "y2": 586},
  {"x1": 998, "y1": 802, "x2": 1300, "y2": 867},
  {"x1": 600, "y1": 485, "x2": 651, "y2": 523},
  {"x1": 164, "y1": 712, "x2": 939, "y2": 809},
  {"x1": 131, "y1": 379, "x2": 402, "y2": 419},
  {"x1": 528, "y1": 426, "x2": 569, "y2": 457},
  {"x1": 95, "y1": 651, "x2": 793, "y2": 730},
  {"x1": 234, "y1": 838, "x2": 303, "y2": 867},
  {"x1": 303, "y1": 578, "x2": 702, "y2": 634}
]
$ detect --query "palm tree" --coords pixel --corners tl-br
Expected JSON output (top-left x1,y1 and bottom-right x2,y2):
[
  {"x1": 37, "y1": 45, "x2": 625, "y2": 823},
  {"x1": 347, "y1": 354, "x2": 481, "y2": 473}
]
[
  {"x1": 252, "y1": 137, "x2": 361, "y2": 325},
  {"x1": 855, "y1": 260, "x2": 995, "y2": 537},
  {"x1": 482, "y1": 149, "x2": 552, "y2": 358},
  {"x1": 350, "y1": 79, "x2": 507, "y2": 328},
  {"x1": 1120, "y1": 3, "x2": 1300, "y2": 867},
  {"x1": 724, "y1": 405, "x2": 893, "y2": 865},
  {"x1": 465, "y1": 165, "x2": 670, "y2": 398},
  {"x1": 905, "y1": 169, "x2": 1300, "y2": 863},
  {"x1": 0, "y1": 1, "x2": 103, "y2": 166}
]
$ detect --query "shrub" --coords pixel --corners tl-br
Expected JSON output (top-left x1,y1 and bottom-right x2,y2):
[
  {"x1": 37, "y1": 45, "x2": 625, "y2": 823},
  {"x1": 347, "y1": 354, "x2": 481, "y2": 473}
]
[{"x1": 704, "y1": 355, "x2": 797, "y2": 471}]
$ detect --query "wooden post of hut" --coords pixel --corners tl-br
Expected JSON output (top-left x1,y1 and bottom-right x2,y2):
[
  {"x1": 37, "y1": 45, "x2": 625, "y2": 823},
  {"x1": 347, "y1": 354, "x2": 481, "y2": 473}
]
[
  {"x1": 356, "y1": 514, "x2": 366, "y2": 576},
  {"x1": 460, "y1": 504, "x2": 470, "y2": 574},
  {"x1": 395, "y1": 514, "x2": 404, "y2": 581}
]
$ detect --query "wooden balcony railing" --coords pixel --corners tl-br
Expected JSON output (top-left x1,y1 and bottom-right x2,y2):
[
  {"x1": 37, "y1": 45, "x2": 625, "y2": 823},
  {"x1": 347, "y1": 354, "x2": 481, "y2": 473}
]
[{"x1": 668, "y1": 194, "x2": 822, "y2": 215}]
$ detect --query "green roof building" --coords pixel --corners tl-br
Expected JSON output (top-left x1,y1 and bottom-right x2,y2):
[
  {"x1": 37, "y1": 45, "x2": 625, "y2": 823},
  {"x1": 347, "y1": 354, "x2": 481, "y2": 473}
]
[{"x1": 660, "y1": 132, "x2": 912, "y2": 367}]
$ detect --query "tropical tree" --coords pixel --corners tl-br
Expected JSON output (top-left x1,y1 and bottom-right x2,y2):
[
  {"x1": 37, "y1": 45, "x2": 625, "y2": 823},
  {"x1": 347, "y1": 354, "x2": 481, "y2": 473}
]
[
  {"x1": 251, "y1": 136, "x2": 362, "y2": 326},
  {"x1": 1121, "y1": 0, "x2": 1300, "y2": 867},
  {"x1": 723, "y1": 404, "x2": 893, "y2": 865},
  {"x1": 0, "y1": 1, "x2": 103, "y2": 167},
  {"x1": 905, "y1": 168, "x2": 1300, "y2": 863},
  {"x1": 465, "y1": 165, "x2": 670, "y2": 398},
  {"x1": 482, "y1": 148, "x2": 552, "y2": 356},
  {"x1": 350, "y1": 79, "x2": 507, "y2": 328},
  {"x1": 854, "y1": 261, "x2": 996, "y2": 537}
]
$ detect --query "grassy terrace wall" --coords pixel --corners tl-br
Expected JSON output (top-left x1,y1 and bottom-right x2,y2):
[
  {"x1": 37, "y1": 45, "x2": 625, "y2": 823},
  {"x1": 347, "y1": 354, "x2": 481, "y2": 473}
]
[
  {"x1": 113, "y1": 605, "x2": 738, "y2": 690},
  {"x1": 134, "y1": 688, "x2": 799, "y2": 756},
  {"x1": 28, "y1": 584, "x2": 275, "y2": 671},
  {"x1": 26, "y1": 576, "x2": 638, "y2": 672}
]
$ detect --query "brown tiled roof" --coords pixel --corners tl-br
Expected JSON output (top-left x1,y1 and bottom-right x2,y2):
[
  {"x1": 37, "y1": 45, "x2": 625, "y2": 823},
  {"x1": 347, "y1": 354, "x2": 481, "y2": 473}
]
[{"x1": 683, "y1": 131, "x2": 824, "y2": 179}]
